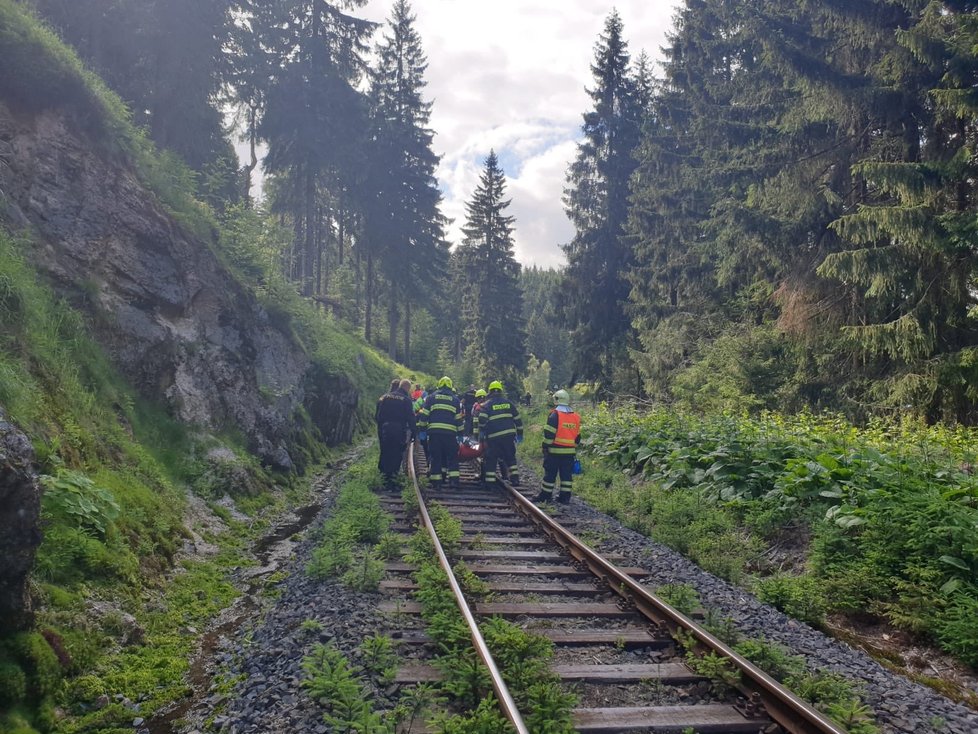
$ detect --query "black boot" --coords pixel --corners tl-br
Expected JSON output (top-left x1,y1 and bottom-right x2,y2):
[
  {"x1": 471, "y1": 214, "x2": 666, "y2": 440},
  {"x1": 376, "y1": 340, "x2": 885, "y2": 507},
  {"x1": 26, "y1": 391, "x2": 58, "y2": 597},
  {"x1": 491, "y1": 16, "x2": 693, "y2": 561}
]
[
  {"x1": 534, "y1": 490, "x2": 552, "y2": 502},
  {"x1": 557, "y1": 491, "x2": 572, "y2": 504},
  {"x1": 511, "y1": 475, "x2": 520, "y2": 487}
]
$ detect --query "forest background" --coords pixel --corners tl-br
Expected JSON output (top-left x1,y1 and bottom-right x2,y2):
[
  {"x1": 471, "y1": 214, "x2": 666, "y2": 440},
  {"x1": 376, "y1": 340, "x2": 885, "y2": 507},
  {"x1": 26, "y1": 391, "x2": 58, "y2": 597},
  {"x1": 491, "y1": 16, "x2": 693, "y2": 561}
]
[{"x1": 20, "y1": 0, "x2": 978, "y2": 423}]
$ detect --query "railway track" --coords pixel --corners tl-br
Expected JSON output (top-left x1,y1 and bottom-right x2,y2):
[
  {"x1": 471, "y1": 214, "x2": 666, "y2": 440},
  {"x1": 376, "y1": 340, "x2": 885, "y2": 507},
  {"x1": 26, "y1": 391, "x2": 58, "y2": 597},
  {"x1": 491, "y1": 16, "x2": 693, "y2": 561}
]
[{"x1": 372, "y1": 441, "x2": 847, "y2": 733}]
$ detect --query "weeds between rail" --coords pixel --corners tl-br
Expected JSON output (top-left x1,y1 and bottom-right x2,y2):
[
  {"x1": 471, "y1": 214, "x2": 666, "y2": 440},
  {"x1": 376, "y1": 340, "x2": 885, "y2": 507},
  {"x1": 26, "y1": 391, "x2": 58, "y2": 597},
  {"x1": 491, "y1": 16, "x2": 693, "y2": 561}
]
[{"x1": 406, "y1": 503, "x2": 577, "y2": 733}]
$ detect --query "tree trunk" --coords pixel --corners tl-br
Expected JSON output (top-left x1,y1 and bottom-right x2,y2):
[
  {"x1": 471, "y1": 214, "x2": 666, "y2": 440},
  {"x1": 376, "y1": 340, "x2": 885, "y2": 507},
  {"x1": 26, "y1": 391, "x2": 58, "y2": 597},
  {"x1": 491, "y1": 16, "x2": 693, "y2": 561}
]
[
  {"x1": 315, "y1": 203, "x2": 324, "y2": 298},
  {"x1": 243, "y1": 105, "x2": 258, "y2": 205},
  {"x1": 291, "y1": 210, "x2": 303, "y2": 282},
  {"x1": 404, "y1": 300, "x2": 411, "y2": 365},
  {"x1": 365, "y1": 252, "x2": 374, "y2": 343},
  {"x1": 388, "y1": 280, "x2": 399, "y2": 361},
  {"x1": 337, "y1": 203, "x2": 345, "y2": 265},
  {"x1": 354, "y1": 241, "x2": 362, "y2": 327},
  {"x1": 303, "y1": 168, "x2": 316, "y2": 296}
]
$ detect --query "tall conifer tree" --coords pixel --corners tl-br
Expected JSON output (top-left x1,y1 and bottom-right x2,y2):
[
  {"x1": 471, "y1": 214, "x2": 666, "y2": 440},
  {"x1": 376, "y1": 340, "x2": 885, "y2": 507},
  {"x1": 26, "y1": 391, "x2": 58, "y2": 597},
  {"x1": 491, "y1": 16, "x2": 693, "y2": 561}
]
[
  {"x1": 819, "y1": 1, "x2": 978, "y2": 420},
  {"x1": 364, "y1": 0, "x2": 448, "y2": 360},
  {"x1": 458, "y1": 151, "x2": 527, "y2": 383},
  {"x1": 237, "y1": 0, "x2": 374, "y2": 296},
  {"x1": 562, "y1": 10, "x2": 644, "y2": 392}
]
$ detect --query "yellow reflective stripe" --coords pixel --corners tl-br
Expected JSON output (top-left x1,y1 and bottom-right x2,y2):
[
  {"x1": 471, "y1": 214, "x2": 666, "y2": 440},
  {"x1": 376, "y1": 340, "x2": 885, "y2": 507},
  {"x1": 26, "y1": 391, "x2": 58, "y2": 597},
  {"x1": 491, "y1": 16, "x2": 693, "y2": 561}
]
[
  {"x1": 548, "y1": 446, "x2": 576, "y2": 454},
  {"x1": 487, "y1": 428, "x2": 516, "y2": 438},
  {"x1": 427, "y1": 423, "x2": 458, "y2": 431}
]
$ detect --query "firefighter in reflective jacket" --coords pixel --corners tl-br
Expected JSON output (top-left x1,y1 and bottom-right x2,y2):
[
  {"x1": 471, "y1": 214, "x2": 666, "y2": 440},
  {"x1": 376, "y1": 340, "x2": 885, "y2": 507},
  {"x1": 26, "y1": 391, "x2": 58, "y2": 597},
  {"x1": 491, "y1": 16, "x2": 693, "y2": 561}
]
[
  {"x1": 418, "y1": 376, "x2": 463, "y2": 489},
  {"x1": 478, "y1": 380, "x2": 523, "y2": 487},
  {"x1": 535, "y1": 389, "x2": 581, "y2": 504}
]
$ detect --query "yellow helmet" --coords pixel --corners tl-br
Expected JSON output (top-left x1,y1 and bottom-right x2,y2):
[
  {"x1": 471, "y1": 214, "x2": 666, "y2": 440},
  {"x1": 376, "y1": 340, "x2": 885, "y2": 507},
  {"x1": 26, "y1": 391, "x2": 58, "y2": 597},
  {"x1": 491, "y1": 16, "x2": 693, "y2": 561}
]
[
  {"x1": 487, "y1": 380, "x2": 504, "y2": 392},
  {"x1": 475, "y1": 388, "x2": 487, "y2": 398},
  {"x1": 437, "y1": 376, "x2": 453, "y2": 389}
]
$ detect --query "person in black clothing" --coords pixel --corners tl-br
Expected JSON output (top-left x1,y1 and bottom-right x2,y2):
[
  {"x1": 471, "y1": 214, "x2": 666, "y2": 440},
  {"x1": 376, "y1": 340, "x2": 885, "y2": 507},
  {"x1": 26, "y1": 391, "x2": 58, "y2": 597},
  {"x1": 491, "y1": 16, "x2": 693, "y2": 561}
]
[
  {"x1": 375, "y1": 379, "x2": 416, "y2": 490},
  {"x1": 461, "y1": 385, "x2": 477, "y2": 436}
]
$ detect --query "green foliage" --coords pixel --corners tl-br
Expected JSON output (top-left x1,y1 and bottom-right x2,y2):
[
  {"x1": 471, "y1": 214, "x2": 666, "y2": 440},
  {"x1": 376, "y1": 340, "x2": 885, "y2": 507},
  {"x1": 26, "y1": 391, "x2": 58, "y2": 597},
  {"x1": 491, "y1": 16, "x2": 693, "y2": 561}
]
[
  {"x1": 340, "y1": 550, "x2": 385, "y2": 593},
  {"x1": 431, "y1": 696, "x2": 514, "y2": 734},
  {"x1": 0, "y1": 658, "x2": 28, "y2": 707},
  {"x1": 8, "y1": 633, "x2": 62, "y2": 699},
  {"x1": 412, "y1": 554, "x2": 575, "y2": 732},
  {"x1": 684, "y1": 649, "x2": 740, "y2": 694},
  {"x1": 375, "y1": 532, "x2": 403, "y2": 560},
  {"x1": 428, "y1": 502, "x2": 463, "y2": 558},
  {"x1": 300, "y1": 619, "x2": 324, "y2": 635},
  {"x1": 360, "y1": 635, "x2": 398, "y2": 684},
  {"x1": 522, "y1": 355, "x2": 552, "y2": 407},
  {"x1": 562, "y1": 10, "x2": 644, "y2": 392},
  {"x1": 732, "y1": 639, "x2": 805, "y2": 683},
  {"x1": 308, "y1": 456, "x2": 392, "y2": 582},
  {"x1": 40, "y1": 470, "x2": 119, "y2": 536},
  {"x1": 456, "y1": 151, "x2": 528, "y2": 382},
  {"x1": 655, "y1": 584, "x2": 700, "y2": 616},
  {"x1": 582, "y1": 405, "x2": 978, "y2": 667},
  {"x1": 301, "y1": 643, "x2": 394, "y2": 734},
  {"x1": 753, "y1": 574, "x2": 827, "y2": 627},
  {"x1": 934, "y1": 591, "x2": 978, "y2": 667}
]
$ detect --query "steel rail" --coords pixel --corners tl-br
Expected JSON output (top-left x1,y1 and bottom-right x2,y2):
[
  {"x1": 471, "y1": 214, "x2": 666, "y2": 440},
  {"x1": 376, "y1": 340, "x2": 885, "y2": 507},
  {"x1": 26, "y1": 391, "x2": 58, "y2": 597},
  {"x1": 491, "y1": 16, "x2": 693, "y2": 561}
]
[
  {"x1": 407, "y1": 441, "x2": 530, "y2": 734},
  {"x1": 502, "y1": 482, "x2": 847, "y2": 734}
]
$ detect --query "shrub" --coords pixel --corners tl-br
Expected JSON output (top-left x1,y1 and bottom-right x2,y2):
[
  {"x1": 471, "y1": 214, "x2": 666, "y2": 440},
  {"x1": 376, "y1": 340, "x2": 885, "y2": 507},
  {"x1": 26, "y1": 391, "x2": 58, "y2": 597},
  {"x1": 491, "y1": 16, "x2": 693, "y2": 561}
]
[
  {"x1": 733, "y1": 638, "x2": 806, "y2": 682},
  {"x1": 8, "y1": 632, "x2": 62, "y2": 698},
  {"x1": 40, "y1": 469, "x2": 120, "y2": 537},
  {"x1": 935, "y1": 591, "x2": 978, "y2": 667},
  {"x1": 753, "y1": 573, "x2": 827, "y2": 626},
  {"x1": 0, "y1": 659, "x2": 27, "y2": 706},
  {"x1": 69, "y1": 674, "x2": 106, "y2": 702}
]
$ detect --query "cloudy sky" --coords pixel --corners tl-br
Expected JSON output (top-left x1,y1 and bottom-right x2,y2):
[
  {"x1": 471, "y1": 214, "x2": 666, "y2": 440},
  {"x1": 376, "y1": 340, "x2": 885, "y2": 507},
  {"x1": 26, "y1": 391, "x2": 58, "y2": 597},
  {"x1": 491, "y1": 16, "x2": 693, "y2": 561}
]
[{"x1": 353, "y1": 0, "x2": 681, "y2": 268}]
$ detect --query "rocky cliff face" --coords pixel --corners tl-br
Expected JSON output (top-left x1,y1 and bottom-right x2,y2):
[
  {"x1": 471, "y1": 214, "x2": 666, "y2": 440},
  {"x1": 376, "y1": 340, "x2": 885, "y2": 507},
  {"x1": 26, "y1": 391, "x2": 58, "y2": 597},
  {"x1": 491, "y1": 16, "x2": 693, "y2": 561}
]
[
  {"x1": 0, "y1": 102, "x2": 359, "y2": 467},
  {"x1": 0, "y1": 408, "x2": 41, "y2": 632}
]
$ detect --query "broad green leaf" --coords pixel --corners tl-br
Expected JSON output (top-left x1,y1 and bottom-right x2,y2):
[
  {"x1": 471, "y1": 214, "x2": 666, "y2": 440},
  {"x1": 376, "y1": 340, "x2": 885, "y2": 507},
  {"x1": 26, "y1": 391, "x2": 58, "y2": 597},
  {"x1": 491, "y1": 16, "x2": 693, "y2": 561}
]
[{"x1": 938, "y1": 555, "x2": 970, "y2": 571}]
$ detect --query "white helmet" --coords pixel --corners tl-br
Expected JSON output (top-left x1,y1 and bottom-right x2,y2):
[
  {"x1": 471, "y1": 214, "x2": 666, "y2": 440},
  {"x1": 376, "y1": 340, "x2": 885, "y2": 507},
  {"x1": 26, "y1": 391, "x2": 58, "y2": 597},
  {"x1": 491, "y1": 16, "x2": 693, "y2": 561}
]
[{"x1": 552, "y1": 389, "x2": 570, "y2": 405}]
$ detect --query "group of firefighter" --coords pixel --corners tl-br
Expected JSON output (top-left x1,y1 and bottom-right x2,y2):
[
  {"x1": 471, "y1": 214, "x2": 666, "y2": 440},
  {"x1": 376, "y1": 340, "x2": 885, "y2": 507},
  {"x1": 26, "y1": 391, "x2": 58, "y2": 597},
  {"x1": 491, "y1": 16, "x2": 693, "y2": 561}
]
[{"x1": 374, "y1": 376, "x2": 581, "y2": 504}]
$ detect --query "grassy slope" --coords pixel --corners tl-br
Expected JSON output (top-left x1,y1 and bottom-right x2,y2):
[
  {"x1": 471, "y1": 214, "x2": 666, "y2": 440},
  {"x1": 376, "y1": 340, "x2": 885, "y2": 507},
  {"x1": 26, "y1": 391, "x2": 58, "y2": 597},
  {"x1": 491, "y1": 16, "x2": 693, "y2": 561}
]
[{"x1": 0, "y1": 3, "x2": 424, "y2": 732}]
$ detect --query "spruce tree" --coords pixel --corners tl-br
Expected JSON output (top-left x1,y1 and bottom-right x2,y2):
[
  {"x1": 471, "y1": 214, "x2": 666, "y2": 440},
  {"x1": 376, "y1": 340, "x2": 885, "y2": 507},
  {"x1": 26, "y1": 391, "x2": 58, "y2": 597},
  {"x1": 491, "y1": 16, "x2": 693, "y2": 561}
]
[
  {"x1": 458, "y1": 151, "x2": 528, "y2": 383},
  {"x1": 236, "y1": 0, "x2": 375, "y2": 296},
  {"x1": 818, "y1": 1, "x2": 978, "y2": 420},
  {"x1": 562, "y1": 10, "x2": 644, "y2": 392},
  {"x1": 363, "y1": 0, "x2": 448, "y2": 360}
]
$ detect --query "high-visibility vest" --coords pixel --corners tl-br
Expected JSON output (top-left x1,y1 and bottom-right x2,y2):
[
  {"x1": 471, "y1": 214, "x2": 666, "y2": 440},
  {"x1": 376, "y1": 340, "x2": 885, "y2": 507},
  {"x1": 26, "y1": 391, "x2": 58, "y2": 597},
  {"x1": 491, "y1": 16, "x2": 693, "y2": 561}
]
[{"x1": 551, "y1": 410, "x2": 581, "y2": 453}]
